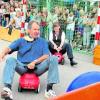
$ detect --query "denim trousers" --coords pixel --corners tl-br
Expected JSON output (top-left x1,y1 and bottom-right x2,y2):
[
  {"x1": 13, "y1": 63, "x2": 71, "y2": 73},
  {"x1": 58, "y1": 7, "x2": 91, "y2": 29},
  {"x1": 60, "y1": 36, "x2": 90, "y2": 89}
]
[
  {"x1": 83, "y1": 31, "x2": 91, "y2": 47},
  {"x1": 66, "y1": 29, "x2": 74, "y2": 44},
  {"x1": 49, "y1": 42, "x2": 73, "y2": 59},
  {"x1": 3, "y1": 55, "x2": 59, "y2": 86}
]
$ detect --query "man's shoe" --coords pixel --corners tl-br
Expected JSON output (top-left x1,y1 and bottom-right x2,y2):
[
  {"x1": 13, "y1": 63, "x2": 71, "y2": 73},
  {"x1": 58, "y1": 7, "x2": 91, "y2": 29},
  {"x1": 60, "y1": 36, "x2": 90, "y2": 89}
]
[
  {"x1": 70, "y1": 61, "x2": 77, "y2": 66},
  {"x1": 1, "y1": 87, "x2": 13, "y2": 100},
  {"x1": 44, "y1": 89, "x2": 56, "y2": 99}
]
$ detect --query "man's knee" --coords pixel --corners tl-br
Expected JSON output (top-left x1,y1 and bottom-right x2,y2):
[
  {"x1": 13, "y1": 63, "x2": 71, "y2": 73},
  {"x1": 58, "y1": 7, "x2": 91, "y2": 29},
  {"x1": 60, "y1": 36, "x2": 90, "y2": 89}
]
[
  {"x1": 49, "y1": 55, "x2": 58, "y2": 63},
  {"x1": 6, "y1": 57, "x2": 17, "y2": 64},
  {"x1": 65, "y1": 43, "x2": 72, "y2": 49}
]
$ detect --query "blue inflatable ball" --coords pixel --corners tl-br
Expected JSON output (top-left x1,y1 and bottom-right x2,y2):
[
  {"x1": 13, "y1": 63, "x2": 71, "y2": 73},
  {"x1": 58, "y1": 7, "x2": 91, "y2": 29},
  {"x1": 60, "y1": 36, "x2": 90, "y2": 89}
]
[{"x1": 67, "y1": 71, "x2": 100, "y2": 92}]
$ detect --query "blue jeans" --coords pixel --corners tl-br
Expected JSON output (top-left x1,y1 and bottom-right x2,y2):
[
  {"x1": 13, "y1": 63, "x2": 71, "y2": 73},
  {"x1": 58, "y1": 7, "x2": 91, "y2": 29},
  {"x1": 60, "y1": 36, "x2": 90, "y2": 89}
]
[
  {"x1": 66, "y1": 29, "x2": 74, "y2": 44},
  {"x1": 83, "y1": 31, "x2": 91, "y2": 47},
  {"x1": 3, "y1": 55, "x2": 59, "y2": 86},
  {"x1": 49, "y1": 42, "x2": 73, "y2": 59}
]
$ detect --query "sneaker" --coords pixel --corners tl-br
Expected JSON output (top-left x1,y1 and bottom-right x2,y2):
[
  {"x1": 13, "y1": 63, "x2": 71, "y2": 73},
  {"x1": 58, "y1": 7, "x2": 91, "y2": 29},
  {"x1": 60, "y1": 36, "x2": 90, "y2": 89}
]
[
  {"x1": 44, "y1": 89, "x2": 56, "y2": 99},
  {"x1": 1, "y1": 87, "x2": 13, "y2": 100},
  {"x1": 70, "y1": 61, "x2": 77, "y2": 66}
]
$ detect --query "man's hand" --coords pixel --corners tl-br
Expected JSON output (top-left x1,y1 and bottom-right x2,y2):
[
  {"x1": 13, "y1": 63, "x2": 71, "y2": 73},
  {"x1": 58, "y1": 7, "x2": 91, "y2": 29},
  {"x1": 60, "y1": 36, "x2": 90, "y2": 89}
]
[
  {"x1": 27, "y1": 61, "x2": 36, "y2": 69},
  {"x1": 0, "y1": 47, "x2": 11, "y2": 62},
  {"x1": 58, "y1": 46, "x2": 62, "y2": 51},
  {"x1": 54, "y1": 44, "x2": 58, "y2": 50},
  {"x1": 0, "y1": 53, "x2": 5, "y2": 62}
]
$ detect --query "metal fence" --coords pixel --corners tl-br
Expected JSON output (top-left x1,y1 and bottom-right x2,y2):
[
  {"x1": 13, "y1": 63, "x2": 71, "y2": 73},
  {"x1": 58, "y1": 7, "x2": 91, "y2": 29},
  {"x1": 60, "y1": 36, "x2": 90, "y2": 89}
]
[
  {"x1": 33, "y1": 0, "x2": 98, "y2": 55},
  {"x1": 0, "y1": 0, "x2": 99, "y2": 55}
]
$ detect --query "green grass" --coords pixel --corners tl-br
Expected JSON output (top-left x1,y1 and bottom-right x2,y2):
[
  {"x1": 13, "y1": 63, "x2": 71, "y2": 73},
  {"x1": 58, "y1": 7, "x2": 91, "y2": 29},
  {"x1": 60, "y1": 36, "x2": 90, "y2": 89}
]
[{"x1": 73, "y1": 48, "x2": 93, "y2": 56}]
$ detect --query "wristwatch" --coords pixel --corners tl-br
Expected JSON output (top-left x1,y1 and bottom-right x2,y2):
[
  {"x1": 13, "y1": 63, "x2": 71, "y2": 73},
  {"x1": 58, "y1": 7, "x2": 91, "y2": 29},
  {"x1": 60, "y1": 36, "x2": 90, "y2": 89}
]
[{"x1": 34, "y1": 59, "x2": 38, "y2": 64}]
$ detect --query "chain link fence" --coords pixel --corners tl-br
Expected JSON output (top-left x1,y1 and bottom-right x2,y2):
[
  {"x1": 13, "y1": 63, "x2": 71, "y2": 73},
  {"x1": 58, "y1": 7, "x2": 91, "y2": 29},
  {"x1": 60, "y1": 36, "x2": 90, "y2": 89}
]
[
  {"x1": 32, "y1": 0, "x2": 98, "y2": 55},
  {"x1": 0, "y1": 0, "x2": 99, "y2": 55}
]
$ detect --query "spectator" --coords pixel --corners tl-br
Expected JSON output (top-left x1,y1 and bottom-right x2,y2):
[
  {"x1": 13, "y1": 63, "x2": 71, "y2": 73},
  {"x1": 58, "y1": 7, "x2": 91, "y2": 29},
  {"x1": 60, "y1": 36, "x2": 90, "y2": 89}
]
[
  {"x1": 66, "y1": 12, "x2": 75, "y2": 45},
  {"x1": 6, "y1": 10, "x2": 22, "y2": 29}
]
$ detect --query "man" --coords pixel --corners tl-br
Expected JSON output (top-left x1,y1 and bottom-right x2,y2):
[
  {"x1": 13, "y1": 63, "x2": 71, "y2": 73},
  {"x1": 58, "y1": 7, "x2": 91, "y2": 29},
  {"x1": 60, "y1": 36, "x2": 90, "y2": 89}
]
[
  {"x1": 0, "y1": 21, "x2": 59, "y2": 100},
  {"x1": 49, "y1": 22, "x2": 77, "y2": 66}
]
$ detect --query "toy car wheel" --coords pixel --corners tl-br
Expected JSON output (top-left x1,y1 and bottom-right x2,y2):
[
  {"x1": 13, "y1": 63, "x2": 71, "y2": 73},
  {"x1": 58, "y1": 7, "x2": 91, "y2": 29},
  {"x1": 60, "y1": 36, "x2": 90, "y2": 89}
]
[
  {"x1": 34, "y1": 84, "x2": 40, "y2": 93},
  {"x1": 61, "y1": 59, "x2": 65, "y2": 65},
  {"x1": 18, "y1": 84, "x2": 23, "y2": 92}
]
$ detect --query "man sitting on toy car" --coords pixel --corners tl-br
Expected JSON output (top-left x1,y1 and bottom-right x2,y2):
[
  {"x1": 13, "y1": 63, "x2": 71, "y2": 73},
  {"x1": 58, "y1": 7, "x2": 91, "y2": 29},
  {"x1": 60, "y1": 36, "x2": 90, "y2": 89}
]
[
  {"x1": 48, "y1": 22, "x2": 77, "y2": 66},
  {"x1": 0, "y1": 21, "x2": 59, "y2": 100}
]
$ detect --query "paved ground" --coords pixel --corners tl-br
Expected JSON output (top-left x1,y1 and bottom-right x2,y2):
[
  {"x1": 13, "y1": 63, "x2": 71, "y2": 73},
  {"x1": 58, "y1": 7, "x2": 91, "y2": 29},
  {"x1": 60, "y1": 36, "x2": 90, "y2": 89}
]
[{"x1": 0, "y1": 40, "x2": 100, "y2": 100}]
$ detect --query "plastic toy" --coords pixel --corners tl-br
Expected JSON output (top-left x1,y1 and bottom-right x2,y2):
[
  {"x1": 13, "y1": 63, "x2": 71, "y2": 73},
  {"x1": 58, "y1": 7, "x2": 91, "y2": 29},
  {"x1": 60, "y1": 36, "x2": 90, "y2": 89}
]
[
  {"x1": 49, "y1": 82, "x2": 100, "y2": 100},
  {"x1": 54, "y1": 52, "x2": 65, "y2": 65},
  {"x1": 67, "y1": 71, "x2": 100, "y2": 92},
  {"x1": 18, "y1": 73, "x2": 40, "y2": 93}
]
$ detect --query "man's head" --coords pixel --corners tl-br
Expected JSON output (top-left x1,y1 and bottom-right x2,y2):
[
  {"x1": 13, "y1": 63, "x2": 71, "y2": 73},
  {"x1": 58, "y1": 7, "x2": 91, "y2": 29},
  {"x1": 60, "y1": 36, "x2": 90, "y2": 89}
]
[
  {"x1": 53, "y1": 22, "x2": 60, "y2": 33},
  {"x1": 16, "y1": 11, "x2": 21, "y2": 17},
  {"x1": 27, "y1": 21, "x2": 40, "y2": 39}
]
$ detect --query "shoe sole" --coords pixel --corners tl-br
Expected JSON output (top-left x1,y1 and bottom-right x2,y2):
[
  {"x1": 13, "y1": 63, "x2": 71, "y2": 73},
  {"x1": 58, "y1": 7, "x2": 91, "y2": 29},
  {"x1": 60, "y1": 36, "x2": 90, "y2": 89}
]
[
  {"x1": 44, "y1": 94, "x2": 56, "y2": 99},
  {"x1": 1, "y1": 96, "x2": 13, "y2": 100},
  {"x1": 44, "y1": 94, "x2": 49, "y2": 99},
  {"x1": 1, "y1": 91, "x2": 13, "y2": 100}
]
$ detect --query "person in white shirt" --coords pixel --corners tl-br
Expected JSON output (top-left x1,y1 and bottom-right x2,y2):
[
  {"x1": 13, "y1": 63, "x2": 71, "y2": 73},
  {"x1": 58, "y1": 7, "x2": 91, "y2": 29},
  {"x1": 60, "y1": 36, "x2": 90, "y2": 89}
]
[
  {"x1": 49, "y1": 22, "x2": 77, "y2": 66},
  {"x1": 10, "y1": 6, "x2": 16, "y2": 20},
  {"x1": 6, "y1": 10, "x2": 22, "y2": 29},
  {"x1": 66, "y1": 12, "x2": 75, "y2": 44}
]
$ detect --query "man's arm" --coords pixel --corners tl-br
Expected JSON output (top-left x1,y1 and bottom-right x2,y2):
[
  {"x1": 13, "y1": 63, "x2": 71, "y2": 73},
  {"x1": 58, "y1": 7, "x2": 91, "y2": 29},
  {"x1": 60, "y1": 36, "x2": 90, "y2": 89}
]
[
  {"x1": 27, "y1": 54, "x2": 49, "y2": 69},
  {"x1": 34, "y1": 54, "x2": 49, "y2": 64},
  {"x1": 28, "y1": 39, "x2": 50, "y2": 69},
  {"x1": 59, "y1": 32, "x2": 65, "y2": 48},
  {"x1": 49, "y1": 32, "x2": 58, "y2": 50},
  {"x1": 0, "y1": 47, "x2": 11, "y2": 61},
  {"x1": 6, "y1": 18, "x2": 15, "y2": 28}
]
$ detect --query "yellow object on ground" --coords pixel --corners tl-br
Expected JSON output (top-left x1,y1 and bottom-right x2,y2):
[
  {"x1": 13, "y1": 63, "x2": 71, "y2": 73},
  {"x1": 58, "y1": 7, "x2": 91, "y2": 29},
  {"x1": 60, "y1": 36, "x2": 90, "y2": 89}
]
[
  {"x1": 0, "y1": 26, "x2": 20, "y2": 42},
  {"x1": 93, "y1": 45, "x2": 100, "y2": 65}
]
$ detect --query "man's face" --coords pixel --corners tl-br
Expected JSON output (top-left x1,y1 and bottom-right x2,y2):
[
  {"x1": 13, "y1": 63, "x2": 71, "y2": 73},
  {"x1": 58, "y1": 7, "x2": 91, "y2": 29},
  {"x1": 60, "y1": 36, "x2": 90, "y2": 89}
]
[
  {"x1": 28, "y1": 23, "x2": 40, "y2": 39},
  {"x1": 54, "y1": 25, "x2": 60, "y2": 33},
  {"x1": 16, "y1": 11, "x2": 21, "y2": 17}
]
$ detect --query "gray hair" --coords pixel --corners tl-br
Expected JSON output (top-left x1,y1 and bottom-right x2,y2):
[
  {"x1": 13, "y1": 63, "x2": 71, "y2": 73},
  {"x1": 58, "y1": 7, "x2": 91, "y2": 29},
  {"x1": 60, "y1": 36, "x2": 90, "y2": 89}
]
[{"x1": 28, "y1": 20, "x2": 39, "y2": 30}]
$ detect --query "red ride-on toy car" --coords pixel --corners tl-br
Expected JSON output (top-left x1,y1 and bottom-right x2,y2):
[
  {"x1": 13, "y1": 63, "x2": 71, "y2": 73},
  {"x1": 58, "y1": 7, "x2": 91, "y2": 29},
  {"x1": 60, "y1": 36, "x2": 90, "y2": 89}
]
[
  {"x1": 54, "y1": 52, "x2": 65, "y2": 65},
  {"x1": 18, "y1": 73, "x2": 40, "y2": 93}
]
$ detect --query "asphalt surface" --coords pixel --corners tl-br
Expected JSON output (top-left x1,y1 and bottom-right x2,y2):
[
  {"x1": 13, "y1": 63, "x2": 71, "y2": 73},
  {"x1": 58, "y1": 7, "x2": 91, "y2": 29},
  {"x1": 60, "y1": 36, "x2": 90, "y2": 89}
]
[{"x1": 0, "y1": 40, "x2": 100, "y2": 100}]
